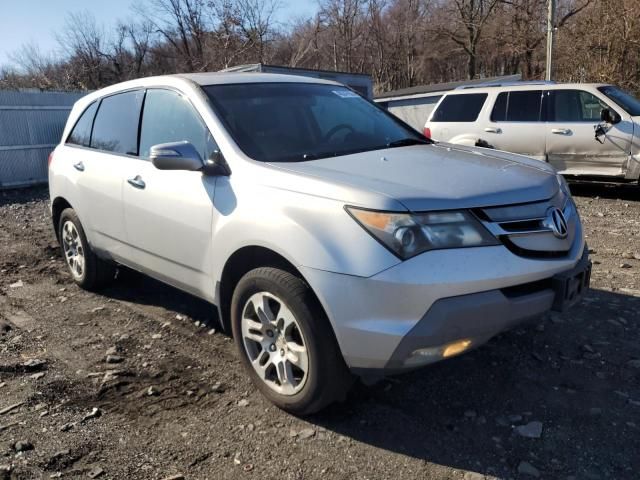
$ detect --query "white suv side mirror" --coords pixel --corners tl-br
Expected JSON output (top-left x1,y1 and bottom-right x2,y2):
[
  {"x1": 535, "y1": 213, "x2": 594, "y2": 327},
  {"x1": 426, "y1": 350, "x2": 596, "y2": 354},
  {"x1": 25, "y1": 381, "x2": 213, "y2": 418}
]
[{"x1": 150, "y1": 141, "x2": 204, "y2": 171}]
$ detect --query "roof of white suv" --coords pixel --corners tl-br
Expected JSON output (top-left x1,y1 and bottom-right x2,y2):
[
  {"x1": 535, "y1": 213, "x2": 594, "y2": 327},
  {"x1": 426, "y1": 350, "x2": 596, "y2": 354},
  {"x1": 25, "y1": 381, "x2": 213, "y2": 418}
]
[{"x1": 444, "y1": 82, "x2": 610, "y2": 94}]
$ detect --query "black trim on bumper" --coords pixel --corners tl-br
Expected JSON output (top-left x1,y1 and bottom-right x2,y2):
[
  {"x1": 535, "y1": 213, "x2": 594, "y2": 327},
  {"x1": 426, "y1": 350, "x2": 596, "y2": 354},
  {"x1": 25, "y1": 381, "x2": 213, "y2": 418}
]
[{"x1": 384, "y1": 287, "x2": 555, "y2": 371}]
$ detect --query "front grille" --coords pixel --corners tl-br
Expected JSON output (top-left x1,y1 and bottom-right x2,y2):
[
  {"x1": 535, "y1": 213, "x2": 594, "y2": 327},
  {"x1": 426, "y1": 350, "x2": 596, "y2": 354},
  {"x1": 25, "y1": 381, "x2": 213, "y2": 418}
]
[
  {"x1": 498, "y1": 219, "x2": 544, "y2": 233},
  {"x1": 479, "y1": 193, "x2": 565, "y2": 222},
  {"x1": 476, "y1": 191, "x2": 576, "y2": 258}
]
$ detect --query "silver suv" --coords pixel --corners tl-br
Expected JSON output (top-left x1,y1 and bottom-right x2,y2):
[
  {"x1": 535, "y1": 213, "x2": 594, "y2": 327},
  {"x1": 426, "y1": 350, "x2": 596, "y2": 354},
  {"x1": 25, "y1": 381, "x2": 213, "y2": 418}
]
[{"x1": 49, "y1": 73, "x2": 591, "y2": 414}]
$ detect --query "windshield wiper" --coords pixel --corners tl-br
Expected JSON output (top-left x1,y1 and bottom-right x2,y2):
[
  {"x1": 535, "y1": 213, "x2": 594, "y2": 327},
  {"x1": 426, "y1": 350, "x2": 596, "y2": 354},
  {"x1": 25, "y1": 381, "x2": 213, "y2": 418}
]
[{"x1": 386, "y1": 137, "x2": 431, "y2": 148}]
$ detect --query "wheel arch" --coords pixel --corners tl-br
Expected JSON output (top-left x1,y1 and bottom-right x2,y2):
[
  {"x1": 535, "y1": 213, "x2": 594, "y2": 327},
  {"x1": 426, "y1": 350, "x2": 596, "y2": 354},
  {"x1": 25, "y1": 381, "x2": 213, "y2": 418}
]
[
  {"x1": 217, "y1": 245, "x2": 319, "y2": 335},
  {"x1": 51, "y1": 196, "x2": 74, "y2": 241}
]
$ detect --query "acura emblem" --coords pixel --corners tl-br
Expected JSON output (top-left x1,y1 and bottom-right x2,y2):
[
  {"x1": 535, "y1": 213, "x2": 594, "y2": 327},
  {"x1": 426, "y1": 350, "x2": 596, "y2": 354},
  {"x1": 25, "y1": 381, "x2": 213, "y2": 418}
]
[{"x1": 544, "y1": 207, "x2": 568, "y2": 239}]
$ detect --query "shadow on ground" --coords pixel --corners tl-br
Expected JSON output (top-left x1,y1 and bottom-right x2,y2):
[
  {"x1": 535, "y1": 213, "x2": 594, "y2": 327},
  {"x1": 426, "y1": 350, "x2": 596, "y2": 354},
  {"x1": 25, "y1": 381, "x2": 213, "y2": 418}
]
[
  {"x1": 97, "y1": 267, "x2": 640, "y2": 478},
  {"x1": 569, "y1": 179, "x2": 640, "y2": 201},
  {"x1": 311, "y1": 288, "x2": 640, "y2": 479},
  {"x1": 102, "y1": 267, "x2": 220, "y2": 328}
]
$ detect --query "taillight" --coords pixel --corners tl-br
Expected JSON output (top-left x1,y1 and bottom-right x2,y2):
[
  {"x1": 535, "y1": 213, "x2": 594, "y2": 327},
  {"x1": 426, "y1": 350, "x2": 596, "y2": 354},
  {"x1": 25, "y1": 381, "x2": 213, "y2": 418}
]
[
  {"x1": 48, "y1": 151, "x2": 54, "y2": 168},
  {"x1": 423, "y1": 127, "x2": 431, "y2": 139}
]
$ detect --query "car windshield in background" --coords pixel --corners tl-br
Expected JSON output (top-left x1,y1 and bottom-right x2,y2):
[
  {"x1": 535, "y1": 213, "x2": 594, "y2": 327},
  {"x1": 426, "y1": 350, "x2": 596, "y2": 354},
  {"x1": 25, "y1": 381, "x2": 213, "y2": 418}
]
[
  {"x1": 202, "y1": 83, "x2": 427, "y2": 162},
  {"x1": 598, "y1": 86, "x2": 640, "y2": 116}
]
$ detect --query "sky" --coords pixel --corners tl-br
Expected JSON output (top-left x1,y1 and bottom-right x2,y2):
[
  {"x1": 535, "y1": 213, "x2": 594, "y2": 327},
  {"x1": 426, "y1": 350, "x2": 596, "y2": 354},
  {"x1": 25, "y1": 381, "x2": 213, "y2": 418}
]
[{"x1": 0, "y1": 0, "x2": 319, "y2": 67}]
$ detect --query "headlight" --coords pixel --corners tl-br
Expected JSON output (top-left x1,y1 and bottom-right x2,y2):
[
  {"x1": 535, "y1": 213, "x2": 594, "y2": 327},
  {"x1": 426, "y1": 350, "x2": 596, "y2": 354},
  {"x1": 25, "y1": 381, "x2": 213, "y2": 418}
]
[{"x1": 346, "y1": 207, "x2": 499, "y2": 259}]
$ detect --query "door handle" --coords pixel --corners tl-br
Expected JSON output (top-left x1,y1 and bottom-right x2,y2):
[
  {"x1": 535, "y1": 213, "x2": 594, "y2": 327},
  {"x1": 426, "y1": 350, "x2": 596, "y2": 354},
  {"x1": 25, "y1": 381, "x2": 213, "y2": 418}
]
[
  {"x1": 73, "y1": 161, "x2": 85, "y2": 172},
  {"x1": 551, "y1": 128, "x2": 571, "y2": 135},
  {"x1": 484, "y1": 127, "x2": 501, "y2": 133},
  {"x1": 127, "y1": 175, "x2": 146, "y2": 189}
]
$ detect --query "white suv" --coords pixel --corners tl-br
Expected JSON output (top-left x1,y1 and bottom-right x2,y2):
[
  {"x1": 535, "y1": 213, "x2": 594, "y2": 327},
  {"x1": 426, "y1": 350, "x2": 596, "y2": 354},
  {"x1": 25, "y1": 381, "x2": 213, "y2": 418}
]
[{"x1": 424, "y1": 81, "x2": 640, "y2": 182}]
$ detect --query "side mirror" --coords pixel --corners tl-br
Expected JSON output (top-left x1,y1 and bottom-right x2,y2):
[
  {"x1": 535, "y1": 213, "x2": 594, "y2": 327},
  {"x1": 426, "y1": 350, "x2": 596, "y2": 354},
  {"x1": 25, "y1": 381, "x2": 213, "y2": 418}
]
[
  {"x1": 600, "y1": 108, "x2": 621, "y2": 125},
  {"x1": 150, "y1": 141, "x2": 204, "y2": 171}
]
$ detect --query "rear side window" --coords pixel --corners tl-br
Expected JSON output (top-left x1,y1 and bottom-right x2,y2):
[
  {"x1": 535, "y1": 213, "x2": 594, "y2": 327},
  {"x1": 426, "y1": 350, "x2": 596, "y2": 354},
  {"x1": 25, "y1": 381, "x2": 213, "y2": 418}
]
[
  {"x1": 139, "y1": 89, "x2": 218, "y2": 160},
  {"x1": 91, "y1": 90, "x2": 144, "y2": 155},
  {"x1": 431, "y1": 94, "x2": 487, "y2": 122},
  {"x1": 66, "y1": 102, "x2": 98, "y2": 147},
  {"x1": 491, "y1": 91, "x2": 543, "y2": 122}
]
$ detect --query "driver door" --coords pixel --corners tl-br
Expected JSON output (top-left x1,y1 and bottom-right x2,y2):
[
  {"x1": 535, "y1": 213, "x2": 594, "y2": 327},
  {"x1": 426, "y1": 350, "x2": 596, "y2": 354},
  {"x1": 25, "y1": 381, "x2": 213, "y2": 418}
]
[
  {"x1": 122, "y1": 88, "x2": 219, "y2": 300},
  {"x1": 545, "y1": 89, "x2": 632, "y2": 176}
]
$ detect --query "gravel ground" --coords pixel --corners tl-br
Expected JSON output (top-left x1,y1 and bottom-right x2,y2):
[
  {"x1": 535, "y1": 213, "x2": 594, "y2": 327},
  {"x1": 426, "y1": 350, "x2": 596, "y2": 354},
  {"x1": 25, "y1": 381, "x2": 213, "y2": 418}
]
[{"x1": 0, "y1": 183, "x2": 639, "y2": 480}]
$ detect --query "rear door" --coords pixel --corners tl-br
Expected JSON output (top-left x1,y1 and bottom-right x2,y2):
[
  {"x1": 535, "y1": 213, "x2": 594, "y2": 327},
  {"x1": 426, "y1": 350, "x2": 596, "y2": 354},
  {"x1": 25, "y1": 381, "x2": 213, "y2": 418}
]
[
  {"x1": 122, "y1": 88, "x2": 217, "y2": 299},
  {"x1": 71, "y1": 90, "x2": 144, "y2": 259},
  {"x1": 62, "y1": 100, "x2": 98, "y2": 229},
  {"x1": 545, "y1": 89, "x2": 632, "y2": 176},
  {"x1": 485, "y1": 90, "x2": 547, "y2": 160}
]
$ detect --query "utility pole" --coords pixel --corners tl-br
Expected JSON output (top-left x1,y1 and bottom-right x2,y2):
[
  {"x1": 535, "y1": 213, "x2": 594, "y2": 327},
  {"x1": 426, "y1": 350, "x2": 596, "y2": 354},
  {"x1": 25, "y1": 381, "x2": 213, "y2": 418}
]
[{"x1": 545, "y1": 0, "x2": 556, "y2": 81}]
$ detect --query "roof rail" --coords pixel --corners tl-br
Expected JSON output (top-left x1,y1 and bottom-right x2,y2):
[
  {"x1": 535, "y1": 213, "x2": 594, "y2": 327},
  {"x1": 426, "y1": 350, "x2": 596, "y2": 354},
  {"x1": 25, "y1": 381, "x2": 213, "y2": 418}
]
[{"x1": 455, "y1": 80, "x2": 556, "y2": 90}]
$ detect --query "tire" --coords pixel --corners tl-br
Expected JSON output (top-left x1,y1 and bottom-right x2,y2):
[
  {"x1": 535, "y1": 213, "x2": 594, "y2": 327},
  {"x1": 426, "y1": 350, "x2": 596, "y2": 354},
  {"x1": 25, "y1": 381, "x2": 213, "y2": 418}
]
[
  {"x1": 231, "y1": 267, "x2": 353, "y2": 415},
  {"x1": 58, "y1": 208, "x2": 116, "y2": 290}
]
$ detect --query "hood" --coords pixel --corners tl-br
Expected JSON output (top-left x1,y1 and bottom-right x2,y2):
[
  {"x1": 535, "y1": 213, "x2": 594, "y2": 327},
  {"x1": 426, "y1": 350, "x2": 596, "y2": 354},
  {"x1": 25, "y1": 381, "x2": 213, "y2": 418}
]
[{"x1": 268, "y1": 144, "x2": 559, "y2": 211}]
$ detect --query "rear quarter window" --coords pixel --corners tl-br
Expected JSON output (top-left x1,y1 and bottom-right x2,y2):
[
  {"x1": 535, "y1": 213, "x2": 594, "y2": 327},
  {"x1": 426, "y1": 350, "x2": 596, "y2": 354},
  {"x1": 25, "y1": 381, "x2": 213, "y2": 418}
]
[
  {"x1": 430, "y1": 93, "x2": 487, "y2": 122},
  {"x1": 66, "y1": 102, "x2": 98, "y2": 147}
]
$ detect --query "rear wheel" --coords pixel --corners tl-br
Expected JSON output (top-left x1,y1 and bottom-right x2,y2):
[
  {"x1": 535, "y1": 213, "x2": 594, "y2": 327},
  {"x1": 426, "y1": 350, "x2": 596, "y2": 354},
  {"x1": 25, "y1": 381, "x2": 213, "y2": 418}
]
[
  {"x1": 58, "y1": 208, "x2": 116, "y2": 290},
  {"x1": 231, "y1": 267, "x2": 352, "y2": 415}
]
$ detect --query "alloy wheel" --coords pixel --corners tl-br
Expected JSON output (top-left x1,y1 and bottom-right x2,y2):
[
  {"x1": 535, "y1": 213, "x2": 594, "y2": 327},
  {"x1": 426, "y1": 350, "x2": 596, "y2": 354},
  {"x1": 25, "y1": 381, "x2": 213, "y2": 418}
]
[
  {"x1": 61, "y1": 220, "x2": 85, "y2": 280},
  {"x1": 241, "y1": 292, "x2": 309, "y2": 395}
]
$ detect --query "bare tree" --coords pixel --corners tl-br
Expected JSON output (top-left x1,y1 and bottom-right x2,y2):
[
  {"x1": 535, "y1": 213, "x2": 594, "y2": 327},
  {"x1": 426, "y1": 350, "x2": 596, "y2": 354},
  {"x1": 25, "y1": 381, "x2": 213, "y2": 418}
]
[
  {"x1": 280, "y1": 15, "x2": 324, "y2": 67},
  {"x1": 235, "y1": 0, "x2": 282, "y2": 63},
  {"x1": 494, "y1": 0, "x2": 591, "y2": 79},
  {"x1": 56, "y1": 11, "x2": 109, "y2": 88},
  {"x1": 137, "y1": 0, "x2": 210, "y2": 71},
  {"x1": 126, "y1": 21, "x2": 154, "y2": 76},
  {"x1": 555, "y1": 0, "x2": 640, "y2": 89},
  {"x1": 382, "y1": 0, "x2": 430, "y2": 89},
  {"x1": 319, "y1": 0, "x2": 367, "y2": 72},
  {"x1": 8, "y1": 43, "x2": 64, "y2": 89},
  {"x1": 431, "y1": 0, "x2": 500, "y2": 79},
  {"x1": 2, "y1": 0, "x2": 624, "y2": 96}
]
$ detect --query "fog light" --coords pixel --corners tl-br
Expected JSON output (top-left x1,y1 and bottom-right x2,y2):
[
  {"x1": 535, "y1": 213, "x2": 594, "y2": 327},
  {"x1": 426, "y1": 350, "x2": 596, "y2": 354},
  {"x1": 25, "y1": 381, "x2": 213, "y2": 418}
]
[
  {"x1": 442, "y1": 339, "x2": 472, "y2": 358},
  {"x1": 405, "y1": 339, "x2": 473, "y2": 367}
]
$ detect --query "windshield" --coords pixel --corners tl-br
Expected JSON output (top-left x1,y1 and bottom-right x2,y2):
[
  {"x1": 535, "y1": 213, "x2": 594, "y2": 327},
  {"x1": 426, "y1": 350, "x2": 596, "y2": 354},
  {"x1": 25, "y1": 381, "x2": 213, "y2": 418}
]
[
  {"x1": 598, "y1": 85, "x2": 640, "y2": 116},
  {"x1": 202, "y1": 83, "x2": 427, "y2": 162}
]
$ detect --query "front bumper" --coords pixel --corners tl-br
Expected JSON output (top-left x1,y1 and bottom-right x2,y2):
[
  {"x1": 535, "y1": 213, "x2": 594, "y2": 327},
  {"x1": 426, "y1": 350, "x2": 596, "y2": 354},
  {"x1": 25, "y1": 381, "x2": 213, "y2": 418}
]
[{"x1": 301, "y1": 225, "x2": 587, "y2": 373}]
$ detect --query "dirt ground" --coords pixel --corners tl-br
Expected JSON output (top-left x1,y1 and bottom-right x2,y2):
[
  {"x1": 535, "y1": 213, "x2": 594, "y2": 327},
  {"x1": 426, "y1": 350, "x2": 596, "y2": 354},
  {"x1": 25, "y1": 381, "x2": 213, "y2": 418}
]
[{"x1": 0, "y1": 182, "x2": 639, "y2": 480}]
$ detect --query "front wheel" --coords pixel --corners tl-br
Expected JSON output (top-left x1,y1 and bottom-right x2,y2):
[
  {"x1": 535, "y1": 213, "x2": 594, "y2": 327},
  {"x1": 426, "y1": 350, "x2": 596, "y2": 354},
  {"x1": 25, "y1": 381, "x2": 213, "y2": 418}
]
[{"x1": 231, "y1": 267, "x2": 352, "y2": 415}]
